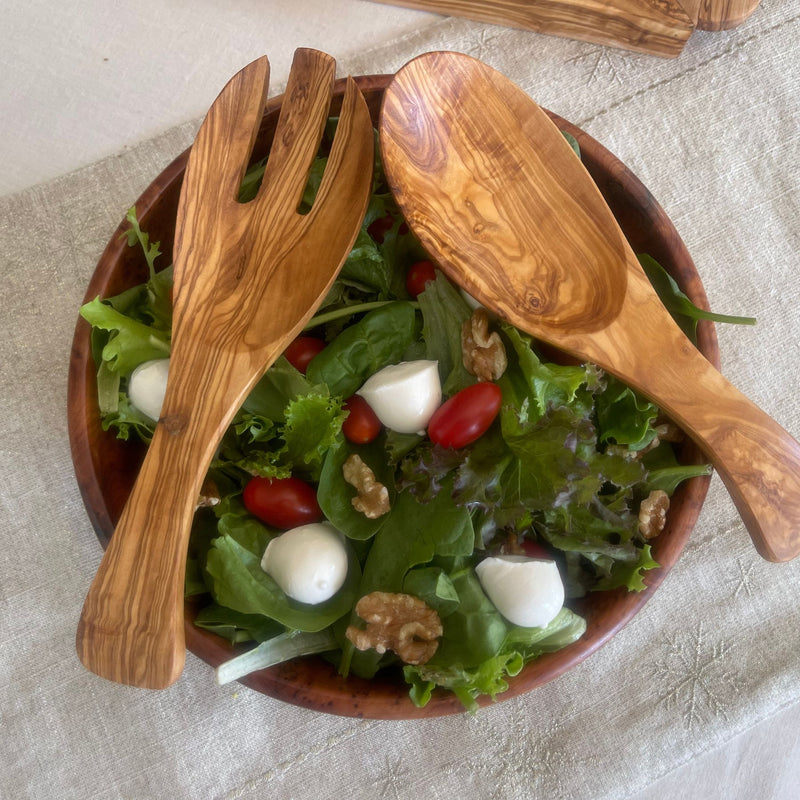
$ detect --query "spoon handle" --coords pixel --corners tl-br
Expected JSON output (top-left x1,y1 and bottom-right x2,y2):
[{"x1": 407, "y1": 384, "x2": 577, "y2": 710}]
[{"x1": 582, "y1": 268, "x2": 800, "y2": 563}]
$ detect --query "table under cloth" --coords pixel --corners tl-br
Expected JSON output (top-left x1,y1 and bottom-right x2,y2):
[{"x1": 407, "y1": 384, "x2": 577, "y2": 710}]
[{"x1": 2, "y1": 1, "x2": 799, "y2": 797}]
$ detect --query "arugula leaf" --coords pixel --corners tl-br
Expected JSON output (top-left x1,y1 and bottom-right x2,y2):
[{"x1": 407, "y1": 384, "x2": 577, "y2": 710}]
[
  {"x1": 120, "y1": 207, "x2": 172, "y2": 327},
  {"x1": 639, "y1": 253, "x2": 756, "y2": 341}
]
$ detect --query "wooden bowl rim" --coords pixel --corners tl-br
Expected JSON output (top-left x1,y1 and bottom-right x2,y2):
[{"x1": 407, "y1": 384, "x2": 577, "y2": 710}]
[{"x1": 68, "y1": 72, "x2": 718, "y2": 719}]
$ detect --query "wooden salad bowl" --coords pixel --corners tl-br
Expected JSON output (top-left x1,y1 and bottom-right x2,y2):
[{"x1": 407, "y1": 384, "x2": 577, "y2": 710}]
[{"x1": 68, "y1": 73, "x2": 718, "y2": 719}]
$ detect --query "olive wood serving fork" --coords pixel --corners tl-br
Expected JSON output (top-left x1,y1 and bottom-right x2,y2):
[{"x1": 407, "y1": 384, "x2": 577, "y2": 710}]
[{"x1": 76, "y1": 49, "x2": 373, "y2": 688}]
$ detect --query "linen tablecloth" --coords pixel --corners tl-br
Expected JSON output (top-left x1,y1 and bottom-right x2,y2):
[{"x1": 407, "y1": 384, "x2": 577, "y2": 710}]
[{"x1": 2, "y1": 1, "x2": 800, "y2": 797}]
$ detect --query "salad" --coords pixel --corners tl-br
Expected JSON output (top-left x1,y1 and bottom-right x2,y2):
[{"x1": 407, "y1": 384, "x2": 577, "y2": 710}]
[{"x1": 81, "y1": 122, "x2": 748, "y2": 711}]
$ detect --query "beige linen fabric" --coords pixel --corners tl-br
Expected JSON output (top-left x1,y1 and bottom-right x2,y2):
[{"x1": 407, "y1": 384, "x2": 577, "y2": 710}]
[{"x1": 2, "y1": 2, "x2": 799, "y2": 798}]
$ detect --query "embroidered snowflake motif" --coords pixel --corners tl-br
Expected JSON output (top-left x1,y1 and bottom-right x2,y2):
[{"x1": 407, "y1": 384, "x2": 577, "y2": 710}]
[
  {"x1": 470, "y1": 27, "x2": 501, "y2": 62},
  {"x1": 652, "y1": 622, "x2": 740, "y2": 730},
  {"x1": 370, "y1": 755, "x2": 413, "y2": 800},
  {"x1": 567, "y1": 45, "x2": 636, "y2": 85},
  {"x1": 443, "y1": 702, "x2": 595, "y2": 799},
  {"x1": 732, "y1": 556, "x2": 758, "y2": 598}
]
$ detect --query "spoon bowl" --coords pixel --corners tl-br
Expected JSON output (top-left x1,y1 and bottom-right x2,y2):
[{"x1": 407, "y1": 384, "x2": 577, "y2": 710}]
[{"x1": 381, "y1": 51, "x2": 800, "y2": 563}]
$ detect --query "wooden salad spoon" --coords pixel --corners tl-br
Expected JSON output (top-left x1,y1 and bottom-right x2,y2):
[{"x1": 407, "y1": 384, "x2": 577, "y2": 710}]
[
  {"x1": 380, "y1": 50, "x2": 800, "y2": 563},
  {"x1": 76, "y1": 49, "x2": 373, "y2": 688}
]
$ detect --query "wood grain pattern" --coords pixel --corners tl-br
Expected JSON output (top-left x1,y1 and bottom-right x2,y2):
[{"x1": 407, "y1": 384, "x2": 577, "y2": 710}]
[
  {"x1": 693, "y1": 0, "x2": 761, "y2": 29},
  {"x1": 370, "y1": 0, "x2": 695, "y2": 57},
  {"x1": 381, "y1": 51, "x2": 800, "y2": 563},
  {"x1": 69, "y1": 74, "x2": 717, "y2": 717},
  {"x1": 75, "y1": 50, "x2": 374, "y2": 688}
]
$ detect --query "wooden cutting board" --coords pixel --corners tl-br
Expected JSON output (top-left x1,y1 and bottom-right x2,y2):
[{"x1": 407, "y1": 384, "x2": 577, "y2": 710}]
[{"x1": 371, "y1": 0, "x2": 761, "y2": 57}]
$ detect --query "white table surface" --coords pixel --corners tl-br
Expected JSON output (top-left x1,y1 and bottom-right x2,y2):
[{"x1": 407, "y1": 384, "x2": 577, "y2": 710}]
[{"x1": 3, "y1": 1, "x2": 799, "y2": 798}]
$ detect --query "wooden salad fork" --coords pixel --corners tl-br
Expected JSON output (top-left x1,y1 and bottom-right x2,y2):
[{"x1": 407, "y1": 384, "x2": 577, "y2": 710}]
[
  {"x1": 380, "y1": 51, "x2": 800, "y2": 563},
  {"x1": 76, "y1": 49, "x2": 373, "y2": 688}
]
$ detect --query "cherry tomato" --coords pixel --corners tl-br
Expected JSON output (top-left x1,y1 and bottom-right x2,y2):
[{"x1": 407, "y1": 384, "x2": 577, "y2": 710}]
[
  {"x1": 242, "y1": 476, "x2": 322, "y2": 529},
  {"x1": 342, "y1": 395, "x2": 382, "y2": 444},
  {"x1": 284, "y1": 336, "x2": 326, "y2": 374},
  {"x1": 367, "y1": 213, "x2": 394, "y2": 243},
  {"x1": 405, "y1": 260, "x2": 437, "y2": 298},
  {"x1": 520, "y1": 539, "x2": 551, "y2": 559},
  {"x1": 427, "y1": 382, "x2": 502, "y2": 449}
]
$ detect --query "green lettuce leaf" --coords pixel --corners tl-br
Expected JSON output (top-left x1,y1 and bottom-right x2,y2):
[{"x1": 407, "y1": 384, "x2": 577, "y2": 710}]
[{"x1": 80, "y1": 297, "x2": 170, "y2": 375}]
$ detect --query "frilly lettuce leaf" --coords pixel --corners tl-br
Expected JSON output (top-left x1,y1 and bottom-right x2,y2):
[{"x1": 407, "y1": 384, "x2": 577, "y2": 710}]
[{"x1": 80, "y1": 297, "x2": 170, "y2": 376}]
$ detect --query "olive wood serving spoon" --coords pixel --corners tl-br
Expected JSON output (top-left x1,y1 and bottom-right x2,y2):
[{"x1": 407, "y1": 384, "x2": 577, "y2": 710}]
[
  {"x1": 380, "y1": 51, "x2": 800, "y2": 563},
  {"x1": 76, "y1": 49, "x2": 373, "y2": 688}
]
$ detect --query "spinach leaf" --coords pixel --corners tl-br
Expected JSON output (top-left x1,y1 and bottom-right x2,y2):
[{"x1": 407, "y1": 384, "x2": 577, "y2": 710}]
[
  {"x1": 345, "y1": 482, "x2": 474, "y2": 678},
  {"x1": 193, "y1": 603, "x2": 284, "y2": 644},
  {"x1": 339, "y1": 228, "x2": 393, "y2": 298},
  {"x1": 317, "y1": 437, "x2": 396, "y2": 541},
  {"x1": 404, "y1": 573, "x2": 586, "y2": 711},
  {"x1": 416, "y1": 273, "x2": 474, "y2": 394},
  {"x1": 306, "y1": 302, "x2": 418, "y2": 397},
  {"x1": 205, "y1": 528, "x2": 361, "y2": 632},
  {"x1": 402, "y1": 567, "x2": 460, "y2": 618}
]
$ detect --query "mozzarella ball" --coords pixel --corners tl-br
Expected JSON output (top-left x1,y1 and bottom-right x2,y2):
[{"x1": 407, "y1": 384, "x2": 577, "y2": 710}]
[
  {"x1": 128, "y1": 358, "x2": 170, "y2": 421},
  {"x1": 475, "y1": 555, "x2": 565, "y2": 628},
  {"x1": 356, "y1": 360, "x2": 442, "y2": 435},
  {"x1": 261, "y1": 522, "x2": 348, "y2": 605}
]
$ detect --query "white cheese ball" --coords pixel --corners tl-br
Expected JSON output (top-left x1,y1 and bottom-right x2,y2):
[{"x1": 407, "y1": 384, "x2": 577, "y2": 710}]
[
  {"x1": 356, "y1": 360, "x2": 441, "y2": 435},
  {"x1": 261, "y1": 522, "x2": 348, "y2": 605},
  {"x1": 128, "y1": 358, "x2": 170, "y2": 421},
  {"x1": 475, "y1": 555, "x2": 565, "y2": 628}
]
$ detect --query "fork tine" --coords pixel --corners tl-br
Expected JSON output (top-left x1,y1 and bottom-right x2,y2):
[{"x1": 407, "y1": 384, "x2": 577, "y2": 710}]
[
  {"x1": 257, "y1": 48, "x2": 336, "y2": 211},
  {"x1": 178, "y1": 55, "x2": 270, "y2": 214},
  {"x1": 294, "y1": 75, "x2": 374, "y2": 259}
]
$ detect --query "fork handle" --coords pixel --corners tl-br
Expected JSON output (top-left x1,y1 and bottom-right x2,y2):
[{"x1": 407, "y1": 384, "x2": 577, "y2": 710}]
[{"x1": 76, "y1": 385, "x2": 232, "y2": 688}]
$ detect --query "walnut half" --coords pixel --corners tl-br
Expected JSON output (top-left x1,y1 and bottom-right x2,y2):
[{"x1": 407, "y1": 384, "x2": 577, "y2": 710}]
[
  {"x1": 462, "y1": 308, "x2": 507, "y2": 381},
  {"x1": 638, "y1": 489, "x2": 670, "y2": 539},
  {"x1": 345, "y1": 592, "x2": 443, "y2": 665},
  {"x1": 342, "y1": 454, "x2": 390, "y2": 519}
]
